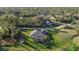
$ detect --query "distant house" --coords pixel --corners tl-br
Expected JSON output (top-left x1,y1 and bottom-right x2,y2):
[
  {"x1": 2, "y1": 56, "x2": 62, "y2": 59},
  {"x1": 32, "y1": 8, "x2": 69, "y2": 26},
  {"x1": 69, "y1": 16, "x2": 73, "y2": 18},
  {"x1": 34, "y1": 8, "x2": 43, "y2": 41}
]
[
  {"x1": 43, "y1": 19, "x2": 62, "y2": 26},
  {"x1": 30, "y1": 29, "x2": 48, "y2": 43},
  {"x1": 43, "y1": 20, "x2": 53, "y2": 26}
]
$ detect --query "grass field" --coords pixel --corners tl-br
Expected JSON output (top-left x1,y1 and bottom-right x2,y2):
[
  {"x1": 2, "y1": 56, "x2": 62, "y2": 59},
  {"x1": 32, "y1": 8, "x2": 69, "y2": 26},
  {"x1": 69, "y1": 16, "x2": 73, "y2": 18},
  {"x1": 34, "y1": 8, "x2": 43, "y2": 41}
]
[{"x1": 5, "y1": 28, "x2": 79, "y2": 51}]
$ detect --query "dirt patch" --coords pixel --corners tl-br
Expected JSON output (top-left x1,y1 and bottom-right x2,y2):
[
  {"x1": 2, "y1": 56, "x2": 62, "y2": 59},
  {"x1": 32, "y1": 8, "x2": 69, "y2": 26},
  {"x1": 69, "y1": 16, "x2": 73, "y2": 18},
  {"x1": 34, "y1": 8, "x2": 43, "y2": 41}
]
[{"x1": 0, "y1": 39, "x2": 17, "y2": 45}]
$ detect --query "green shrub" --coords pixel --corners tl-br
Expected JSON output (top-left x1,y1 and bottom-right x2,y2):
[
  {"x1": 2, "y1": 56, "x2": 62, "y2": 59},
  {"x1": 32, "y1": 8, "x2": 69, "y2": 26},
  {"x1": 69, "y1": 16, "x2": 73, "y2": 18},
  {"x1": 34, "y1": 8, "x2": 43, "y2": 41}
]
[{"x1": 66, "y1": 43, "x2": 78, "y2": 51}]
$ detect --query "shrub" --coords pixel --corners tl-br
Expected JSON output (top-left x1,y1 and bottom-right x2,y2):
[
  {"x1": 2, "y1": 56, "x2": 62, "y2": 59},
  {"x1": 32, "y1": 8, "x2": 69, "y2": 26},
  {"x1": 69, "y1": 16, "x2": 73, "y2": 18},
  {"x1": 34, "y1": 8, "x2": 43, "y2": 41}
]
[{"x1": 66, "y1": 43, "x2": 78, "y2": 51}]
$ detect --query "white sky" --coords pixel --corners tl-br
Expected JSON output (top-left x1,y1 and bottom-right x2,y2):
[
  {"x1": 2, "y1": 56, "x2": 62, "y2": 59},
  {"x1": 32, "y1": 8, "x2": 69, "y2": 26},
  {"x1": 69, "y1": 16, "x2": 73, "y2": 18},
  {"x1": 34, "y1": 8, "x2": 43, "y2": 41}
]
[{"x1": 0, "y1": 0, "x2": 78, "y2": 7}]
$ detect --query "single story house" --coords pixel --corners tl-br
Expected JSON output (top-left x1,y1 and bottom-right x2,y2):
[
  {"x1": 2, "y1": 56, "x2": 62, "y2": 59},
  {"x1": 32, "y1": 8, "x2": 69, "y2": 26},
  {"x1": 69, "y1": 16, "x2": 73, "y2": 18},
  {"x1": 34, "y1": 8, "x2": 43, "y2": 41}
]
[{"x1": 30, "y1": 29, "x2": 48, "y2": 43}]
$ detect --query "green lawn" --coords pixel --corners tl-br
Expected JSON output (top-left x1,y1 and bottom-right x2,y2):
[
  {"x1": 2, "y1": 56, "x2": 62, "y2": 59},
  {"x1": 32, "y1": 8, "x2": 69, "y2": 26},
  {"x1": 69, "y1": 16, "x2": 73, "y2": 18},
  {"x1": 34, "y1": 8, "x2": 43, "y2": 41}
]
[
  {"x1": 6, "y1": 29, "x2": 53, "y2": 51},
  {"x1": 6, "y1": 28, "x2": 79, "y2": 51}
]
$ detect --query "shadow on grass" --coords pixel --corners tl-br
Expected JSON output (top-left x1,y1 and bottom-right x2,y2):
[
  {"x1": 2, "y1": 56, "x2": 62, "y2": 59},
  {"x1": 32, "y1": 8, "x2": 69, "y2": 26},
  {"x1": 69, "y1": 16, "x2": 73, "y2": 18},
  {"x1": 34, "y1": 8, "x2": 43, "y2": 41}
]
[
  {"x1": 71, "y1": 33, "x2": 79, "y2": 39},
  {"x1": 59, "y1": 30, "x2": 68, "y2": 33},
  {"x1": 24, "y1": 35, "x2": 56, "y2": 50},
  {"x1": 17, "y1": 33, "x2": 42, "y2": 50},
  {"x1": 20, "y1": 44, "x2": 32, "y2": 51},
  {"x1": 25, "y1": 39, "x2": 48, "y2": 50},
  {"x1": 23, "y1": 34, "x2": 50, "y2": 50},
  {"x1": 46, "y1": 30, "x2": 57, "y2": 49},
  {"x1": 9, "y1": 40, "x2": 34, "y2": 51},
  {"x1": 0, "y1": 45, "x2": 8, "y2": 51},
  {"x1": 20, "y1": 28, "x2": 33, "y2": 32},
  {"x1": 20, "y1": 32, "x2": 56, "y2": 51},
  {"x1": 24, "y1": 40, "x2": 42, "y2": 51}
]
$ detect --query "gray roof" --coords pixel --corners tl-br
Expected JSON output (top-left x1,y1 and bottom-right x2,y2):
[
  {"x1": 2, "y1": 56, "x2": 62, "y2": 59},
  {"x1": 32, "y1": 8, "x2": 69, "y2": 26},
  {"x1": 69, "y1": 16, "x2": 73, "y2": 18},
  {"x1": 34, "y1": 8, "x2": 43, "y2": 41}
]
[{"x1": 30, "y1": 29, "x2": 47, "y2": 40}]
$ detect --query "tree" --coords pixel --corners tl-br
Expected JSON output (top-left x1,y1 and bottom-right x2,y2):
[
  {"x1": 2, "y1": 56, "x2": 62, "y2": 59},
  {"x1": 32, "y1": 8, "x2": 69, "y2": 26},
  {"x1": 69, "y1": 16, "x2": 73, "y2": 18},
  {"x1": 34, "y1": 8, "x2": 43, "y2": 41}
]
[
  {"x1": 0, "y1": 14, "x2": 18, "y2": 39},
  {"x1": 17, "y1": 17, "x2": 26, "y2": 27}
]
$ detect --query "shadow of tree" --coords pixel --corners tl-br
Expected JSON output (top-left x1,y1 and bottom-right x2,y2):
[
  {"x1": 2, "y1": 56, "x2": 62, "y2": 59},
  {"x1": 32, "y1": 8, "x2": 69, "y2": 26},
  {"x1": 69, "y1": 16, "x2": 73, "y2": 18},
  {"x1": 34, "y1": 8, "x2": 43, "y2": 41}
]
[
  {"x1": 17, "y1": 33, "x2": 42, "y2": 50},
  {"x1": 20, "y1": 44, "x2": 33, "y2": 51},
  {"x1": 24, "y1": 33, "x2": 56, "y2": 50},
  {"x1": 23, "y1": 33, "x2": 52, "y2": 50},
  {"x1": 25, "y1": 39, "x2": 48, "y2": 50},
  {"x1": 71, "y1": 33, "x2": 79, "y2": 39},
  {"x1": 24, "y1": 41, "x2": 41, "y2": 51},
  {"x1": 59, "y1": 30, "x2": 68, "y2": 33},
  {"x1": 0, "y1": 45, "x2": 8, "y2": 51},
  {"x1": 19, "y1": 32, "x2": 56, "y2": 51},
  {"x1": 46, "y1": 31, "x2": 56, "y2": 49}
]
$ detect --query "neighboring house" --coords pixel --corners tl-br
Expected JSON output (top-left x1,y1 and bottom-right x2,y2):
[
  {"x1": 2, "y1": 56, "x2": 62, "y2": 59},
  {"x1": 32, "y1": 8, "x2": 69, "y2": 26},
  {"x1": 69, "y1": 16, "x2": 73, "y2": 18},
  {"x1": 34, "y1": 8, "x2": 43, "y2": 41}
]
[
  {"x1": 43, "y1": 20, "x2": 53, "y2": 26},
  {"x1": 30, "y1": 29, "x2": 48, "y2": 43},
  {"x1": 43, "y1": 20, "x2": 62, "y2": 26}
]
